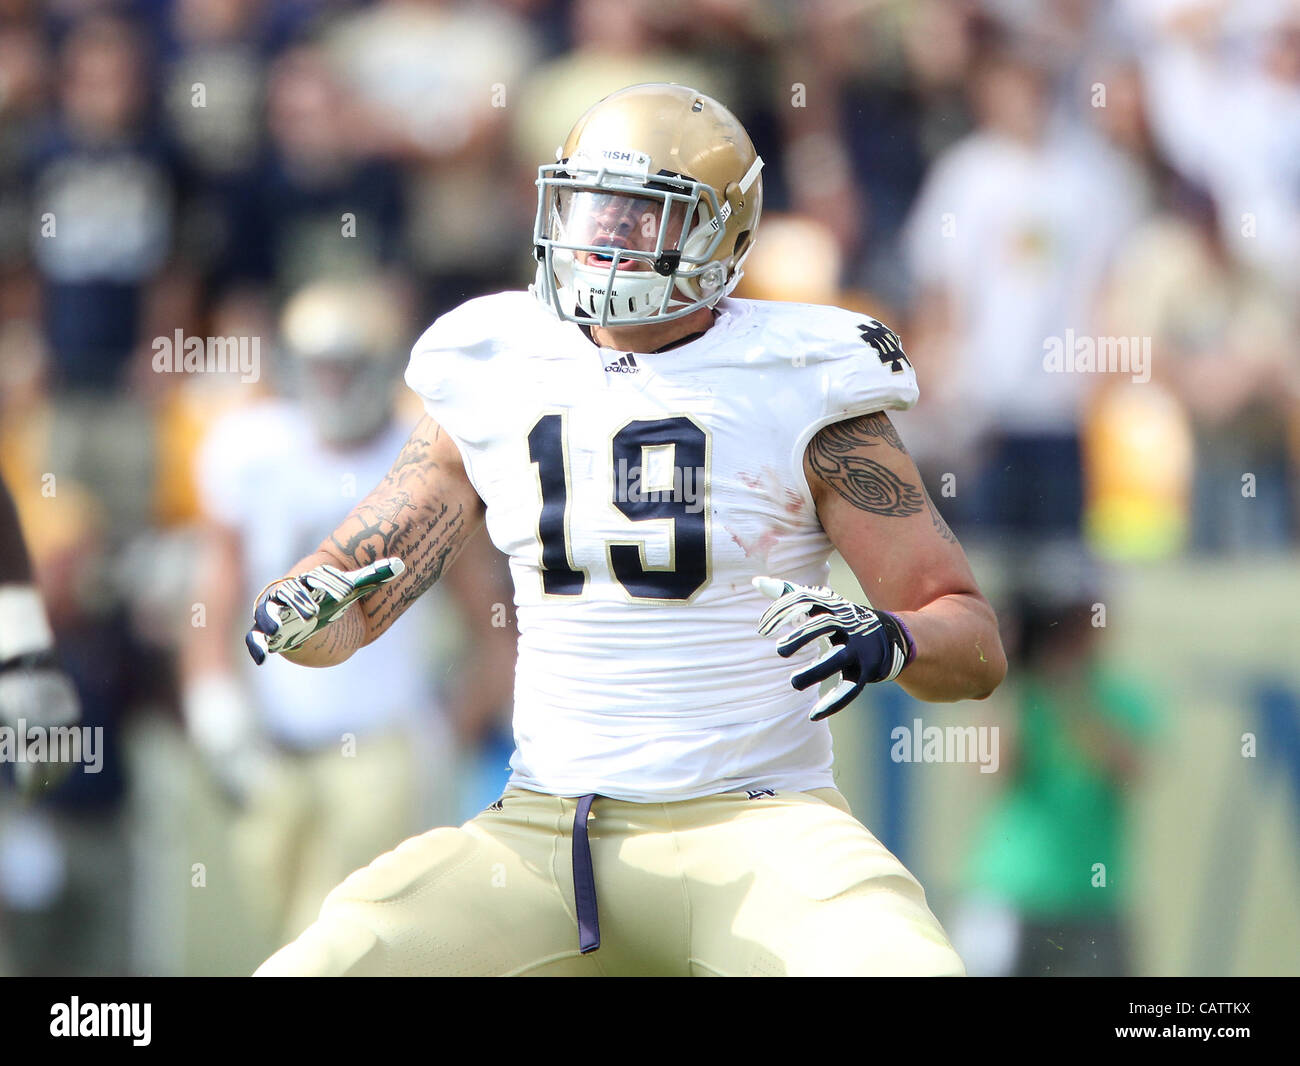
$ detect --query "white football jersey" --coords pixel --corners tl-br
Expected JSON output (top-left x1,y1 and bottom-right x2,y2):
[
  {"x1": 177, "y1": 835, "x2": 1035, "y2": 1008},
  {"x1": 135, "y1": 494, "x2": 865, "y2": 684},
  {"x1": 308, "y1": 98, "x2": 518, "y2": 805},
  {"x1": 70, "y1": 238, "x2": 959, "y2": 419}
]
[{"x1": 405, "y1": 291, "x2": 918, "y2": 801}]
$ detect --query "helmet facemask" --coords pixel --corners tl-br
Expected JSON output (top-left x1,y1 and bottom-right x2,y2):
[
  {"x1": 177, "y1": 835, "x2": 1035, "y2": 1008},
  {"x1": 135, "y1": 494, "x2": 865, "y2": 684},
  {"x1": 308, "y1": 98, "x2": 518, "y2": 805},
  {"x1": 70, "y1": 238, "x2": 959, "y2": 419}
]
[
  {"x1": 533, "y1": 160, "x2": 736, "y2": 327},
  {"x1": 289, "y1": 351, "x2": 397, "y2": 447}
]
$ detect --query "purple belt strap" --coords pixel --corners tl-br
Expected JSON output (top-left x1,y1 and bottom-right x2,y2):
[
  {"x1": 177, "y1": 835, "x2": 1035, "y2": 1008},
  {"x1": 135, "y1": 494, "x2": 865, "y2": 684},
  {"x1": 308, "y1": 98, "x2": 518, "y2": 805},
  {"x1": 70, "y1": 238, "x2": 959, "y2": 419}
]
[{"x1": 572, "y1": 793, "x2": 600, "y2": 953}]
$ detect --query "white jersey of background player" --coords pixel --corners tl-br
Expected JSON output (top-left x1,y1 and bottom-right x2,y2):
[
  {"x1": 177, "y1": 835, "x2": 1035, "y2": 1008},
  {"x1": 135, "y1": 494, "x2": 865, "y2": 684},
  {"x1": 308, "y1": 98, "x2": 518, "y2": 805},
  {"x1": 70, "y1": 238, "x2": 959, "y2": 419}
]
[
  {"x1": 196, "y1": 407, "x2": 433, "y2": 747},
  {"x1": 244, "y1": 85, "x2": 1006, "y2": 977},
  {"x1": 188, "y1": 282, "x2": 447, "y2": 780}
]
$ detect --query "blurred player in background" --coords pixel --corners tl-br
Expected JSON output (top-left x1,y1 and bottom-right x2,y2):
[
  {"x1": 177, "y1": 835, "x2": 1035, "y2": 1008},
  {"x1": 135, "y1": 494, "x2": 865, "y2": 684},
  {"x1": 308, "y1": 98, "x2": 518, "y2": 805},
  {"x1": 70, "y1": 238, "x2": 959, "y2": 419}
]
[
  {"x1": 244, "y1": 84, "x2": 1005, "y2": 977},
  {"x1": 953, "y1": 543, "x2": 1159, "y2": 976},
  {"x1": 0, "y1": 476, "x2": 80, "y2": 799},
  {"x1": 182, "y1": 278, "x2": 514, "y2": 954},
  {"x1": 0, "y1": 474, "x2": 83, "y2": 975}
]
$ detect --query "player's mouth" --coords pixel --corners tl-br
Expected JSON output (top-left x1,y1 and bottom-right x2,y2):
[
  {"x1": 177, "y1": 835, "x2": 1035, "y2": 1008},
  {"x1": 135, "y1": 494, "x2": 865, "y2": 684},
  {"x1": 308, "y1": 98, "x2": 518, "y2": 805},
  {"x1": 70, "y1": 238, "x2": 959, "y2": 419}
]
[
  {"x1": 585, "y1": 238, "x2": 645, "y2": 270},
  {"x1": 588, "y1": 255, "x2": 643, "y2": 270}
]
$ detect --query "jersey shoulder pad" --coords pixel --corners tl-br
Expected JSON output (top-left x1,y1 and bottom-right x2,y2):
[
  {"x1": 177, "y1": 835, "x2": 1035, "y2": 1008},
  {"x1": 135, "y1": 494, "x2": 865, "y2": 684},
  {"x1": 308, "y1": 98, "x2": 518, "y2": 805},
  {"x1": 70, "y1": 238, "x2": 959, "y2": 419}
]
[
  {"x1": 407, "y1": 291, "x2": 533, "y2": 371},
  {"x1": 403, "y1": 290, "x2": 536, "y2": 441},
  {"x1": 752, "y1": 299, "x2": 919, "y2": 418}
]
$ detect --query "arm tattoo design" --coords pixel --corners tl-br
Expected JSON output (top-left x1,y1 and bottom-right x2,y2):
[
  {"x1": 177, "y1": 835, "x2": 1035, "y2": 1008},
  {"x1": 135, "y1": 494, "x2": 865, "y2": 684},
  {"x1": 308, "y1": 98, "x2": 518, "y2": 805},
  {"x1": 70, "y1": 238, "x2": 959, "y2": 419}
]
[
  {"x1": 324, "y1": 425, "x2": 474, "y2": 637},
  {"x1": 922, "y1": 485, "x2": 958, "y2": 544},
  {"x1": 328, "y1": 434, "x2": 434, "y2": 564},
  {"x1": 363, "y1": 500, "x2": 467, "y2": 633},
  {"x1": 807, "y1": 414, "x2": 923, "y2": 518},
  {"x1": 809, "y1": 412, "x2": 959, "y2": 542}
]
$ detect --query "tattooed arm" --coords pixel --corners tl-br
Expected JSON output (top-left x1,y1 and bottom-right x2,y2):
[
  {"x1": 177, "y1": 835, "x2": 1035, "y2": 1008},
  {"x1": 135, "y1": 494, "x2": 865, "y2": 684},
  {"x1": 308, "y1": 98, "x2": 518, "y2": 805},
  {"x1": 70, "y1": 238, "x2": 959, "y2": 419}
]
[
  {"x1": 804, "y1": 412, "x2": 1005, "y2": 702},
  {"x1": 276, "y1": 415, "x2": 485, "y2": 668}
]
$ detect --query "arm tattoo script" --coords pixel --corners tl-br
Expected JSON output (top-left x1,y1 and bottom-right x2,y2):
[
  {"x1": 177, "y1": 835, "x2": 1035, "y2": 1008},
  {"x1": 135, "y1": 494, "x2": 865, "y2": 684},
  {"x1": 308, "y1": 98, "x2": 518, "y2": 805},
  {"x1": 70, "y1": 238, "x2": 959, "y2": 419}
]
[
  {"x1": 324, "y1": 425, "x2": 475, "y2": 637},
  {"x1": 328, "y1": 433, "x2": 432, "y2": 564},
  {"x1": 808, "y1": 412, "x2": 958, "y2": 542},
  {"x1": 363, "y1": 499, "x2": 467, "y2": 633}
]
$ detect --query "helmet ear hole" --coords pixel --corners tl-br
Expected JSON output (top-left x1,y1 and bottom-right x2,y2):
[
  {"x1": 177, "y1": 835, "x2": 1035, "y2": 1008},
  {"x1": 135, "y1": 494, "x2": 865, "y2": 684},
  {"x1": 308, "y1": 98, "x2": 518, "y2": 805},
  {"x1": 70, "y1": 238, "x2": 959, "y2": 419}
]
[{"x1": 733, "y1": 230, "x2": 752, "y2": 259}]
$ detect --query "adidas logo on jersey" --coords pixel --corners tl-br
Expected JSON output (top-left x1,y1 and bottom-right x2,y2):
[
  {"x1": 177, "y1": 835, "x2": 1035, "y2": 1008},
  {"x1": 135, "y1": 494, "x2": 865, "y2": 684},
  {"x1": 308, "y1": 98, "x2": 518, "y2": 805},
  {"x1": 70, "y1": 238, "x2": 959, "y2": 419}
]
[
  {"x1": 604, "y1": 353, "x2": 639, "y2": 374},
  {"x1": 746, "y1": 788, "x2": 776, "y2": 800},
  {"x1": 604, "y1": 354, "x2": 640, "y2": 374}
]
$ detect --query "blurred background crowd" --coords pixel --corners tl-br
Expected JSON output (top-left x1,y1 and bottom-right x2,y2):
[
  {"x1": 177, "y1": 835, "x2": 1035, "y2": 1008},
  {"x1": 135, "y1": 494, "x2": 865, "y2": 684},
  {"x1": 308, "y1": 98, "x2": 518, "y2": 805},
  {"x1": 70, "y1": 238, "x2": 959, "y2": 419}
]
[{"x1": 0, "y1": 0, "x2": 1296, "y2": 976}]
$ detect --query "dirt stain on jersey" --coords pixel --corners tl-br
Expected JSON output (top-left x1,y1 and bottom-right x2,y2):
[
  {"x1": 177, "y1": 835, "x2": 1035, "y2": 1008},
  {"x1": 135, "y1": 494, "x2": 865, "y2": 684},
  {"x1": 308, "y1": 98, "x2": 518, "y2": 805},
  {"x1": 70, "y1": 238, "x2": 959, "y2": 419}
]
[
  {"x1": 736, "y1": 467, "x2": 807, "y2": 517},
  {"x1": 728, "y1": 527, "x2": 780, "y2": 559}
]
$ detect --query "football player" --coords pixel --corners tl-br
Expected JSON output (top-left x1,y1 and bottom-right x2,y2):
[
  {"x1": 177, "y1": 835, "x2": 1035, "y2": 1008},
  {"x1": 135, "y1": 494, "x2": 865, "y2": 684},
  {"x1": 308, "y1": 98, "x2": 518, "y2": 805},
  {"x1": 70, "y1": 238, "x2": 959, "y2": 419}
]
[
  {"x1": 0, "y1": 476, "x2": 80, "y2": 799},
  {"x1": 246, "y1": 84, "x2": 1006, "y2": 976}
]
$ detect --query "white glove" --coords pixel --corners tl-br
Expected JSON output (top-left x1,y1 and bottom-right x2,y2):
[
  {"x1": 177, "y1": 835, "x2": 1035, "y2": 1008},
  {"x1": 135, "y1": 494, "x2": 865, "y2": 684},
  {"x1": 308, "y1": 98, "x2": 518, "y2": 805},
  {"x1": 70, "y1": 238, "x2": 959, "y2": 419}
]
[
  {"x1": 182, "y1": 673, "x2": 275, "y2": 805},
  {"x1": 754, "y1": 576, "x2": 915, "y2": 720},
  {"x1": 245, "y1": 558, "x2": 405, "y2": 664}
]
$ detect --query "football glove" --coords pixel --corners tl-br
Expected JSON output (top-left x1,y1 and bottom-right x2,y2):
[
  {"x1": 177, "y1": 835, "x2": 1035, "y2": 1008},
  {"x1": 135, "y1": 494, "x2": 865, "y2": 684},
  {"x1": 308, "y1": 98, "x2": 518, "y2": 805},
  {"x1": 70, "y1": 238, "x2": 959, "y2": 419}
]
[
  {"x1": 182, "y1": 673, "x2": 275, "y2": 806},
  {"x1": 754, "y1": 576, "x2": 916, "y2": 721},
  {"x1": 245, "y1": 558, "x2": 405, "y2": 665}
]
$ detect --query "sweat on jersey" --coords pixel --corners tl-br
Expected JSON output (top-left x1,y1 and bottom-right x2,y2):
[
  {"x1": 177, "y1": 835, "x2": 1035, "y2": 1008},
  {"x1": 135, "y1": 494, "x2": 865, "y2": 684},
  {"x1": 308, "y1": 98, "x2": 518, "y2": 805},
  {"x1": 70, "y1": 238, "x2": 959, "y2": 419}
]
[{"x1": 405, "y1": 291, "x2": 918, "y2": 802}]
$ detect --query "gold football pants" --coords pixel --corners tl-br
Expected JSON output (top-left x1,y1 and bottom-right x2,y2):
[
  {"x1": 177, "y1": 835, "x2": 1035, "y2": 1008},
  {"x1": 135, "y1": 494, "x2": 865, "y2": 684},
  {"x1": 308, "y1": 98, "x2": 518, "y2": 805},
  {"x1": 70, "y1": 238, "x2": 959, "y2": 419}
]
[{"x1": 255, "y1": 785, "x2": 964, "y2": 976}]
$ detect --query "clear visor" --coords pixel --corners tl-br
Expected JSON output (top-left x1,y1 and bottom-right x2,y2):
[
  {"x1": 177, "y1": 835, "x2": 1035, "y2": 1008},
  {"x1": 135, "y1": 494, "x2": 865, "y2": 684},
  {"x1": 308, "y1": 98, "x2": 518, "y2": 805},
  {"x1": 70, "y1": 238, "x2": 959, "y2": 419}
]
[{"x1": 551, "y1": 188, "x2": 694, "y2": 268}]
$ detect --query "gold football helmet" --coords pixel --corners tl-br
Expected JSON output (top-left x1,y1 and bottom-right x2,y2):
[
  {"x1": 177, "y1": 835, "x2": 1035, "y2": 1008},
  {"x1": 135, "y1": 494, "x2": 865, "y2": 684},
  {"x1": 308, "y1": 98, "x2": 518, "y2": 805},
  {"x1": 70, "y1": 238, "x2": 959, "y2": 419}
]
[
  {"x1": 281, "y1": 279, "x2": 406, "y2": 445},
  {"x1": 533, "y1": 83, "x2": 764, "y2": 327}
]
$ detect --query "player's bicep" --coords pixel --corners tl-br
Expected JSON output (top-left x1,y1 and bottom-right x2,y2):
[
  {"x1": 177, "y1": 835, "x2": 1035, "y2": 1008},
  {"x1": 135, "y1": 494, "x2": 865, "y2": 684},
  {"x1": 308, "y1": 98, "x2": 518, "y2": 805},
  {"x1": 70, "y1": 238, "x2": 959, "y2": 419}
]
[
  {"x1": 804, "y1": 412, "x2": 976, "y2": 613},
  {"x1": 321, "y1": 415, "x2": 485, "y2": 644}
]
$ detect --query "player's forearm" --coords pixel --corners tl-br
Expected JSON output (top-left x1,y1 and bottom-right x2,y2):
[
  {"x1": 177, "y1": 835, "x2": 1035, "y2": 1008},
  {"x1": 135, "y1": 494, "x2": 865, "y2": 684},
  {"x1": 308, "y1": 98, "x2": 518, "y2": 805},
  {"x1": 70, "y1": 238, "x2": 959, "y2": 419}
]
[
  {"x1": 260, "y1": 419, "x2": 483, "y2": 667},
  {"x1": 892, "y1": 593, "x2": 1006, "y2": 702}
]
